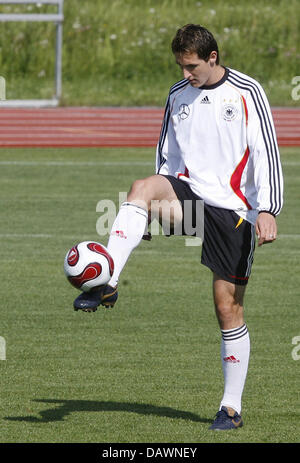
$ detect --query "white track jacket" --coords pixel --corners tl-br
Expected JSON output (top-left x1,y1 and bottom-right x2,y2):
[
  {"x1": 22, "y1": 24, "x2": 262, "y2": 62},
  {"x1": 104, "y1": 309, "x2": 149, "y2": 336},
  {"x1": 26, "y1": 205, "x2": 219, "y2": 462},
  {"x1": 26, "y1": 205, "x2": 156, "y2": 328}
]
[{"x1": 156, "y1": 67, "x2": 283, "y2": 224}]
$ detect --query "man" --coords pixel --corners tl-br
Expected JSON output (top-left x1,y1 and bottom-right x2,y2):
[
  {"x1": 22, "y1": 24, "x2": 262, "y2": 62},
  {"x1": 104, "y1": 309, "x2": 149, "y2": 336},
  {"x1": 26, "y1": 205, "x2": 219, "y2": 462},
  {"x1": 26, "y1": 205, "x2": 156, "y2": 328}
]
[{"x1": 73, "y1": 24, "x2": 283, "y2": 430}]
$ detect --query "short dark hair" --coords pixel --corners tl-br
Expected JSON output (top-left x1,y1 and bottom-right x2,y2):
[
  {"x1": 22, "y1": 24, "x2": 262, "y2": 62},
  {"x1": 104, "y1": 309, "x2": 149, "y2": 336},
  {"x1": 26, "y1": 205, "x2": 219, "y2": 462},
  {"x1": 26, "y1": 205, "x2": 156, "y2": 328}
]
[{"x1": 171, "y1": 24, "x2": 219, "y2": 64}]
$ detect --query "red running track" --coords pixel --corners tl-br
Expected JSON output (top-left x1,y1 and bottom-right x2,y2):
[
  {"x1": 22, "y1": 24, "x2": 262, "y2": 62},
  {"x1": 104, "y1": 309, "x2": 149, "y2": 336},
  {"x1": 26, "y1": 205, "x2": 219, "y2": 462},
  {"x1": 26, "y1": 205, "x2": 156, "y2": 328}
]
[{"x1": 0, "y1": 107, "x2": 299, "y2": 148}]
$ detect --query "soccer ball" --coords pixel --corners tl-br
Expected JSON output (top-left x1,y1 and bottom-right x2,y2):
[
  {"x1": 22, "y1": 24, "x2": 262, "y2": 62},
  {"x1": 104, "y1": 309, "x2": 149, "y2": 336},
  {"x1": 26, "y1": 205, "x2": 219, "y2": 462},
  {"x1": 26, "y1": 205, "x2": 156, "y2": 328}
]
[{"x1": 64, "y1": 241, "x2": 114, "y2": 292}]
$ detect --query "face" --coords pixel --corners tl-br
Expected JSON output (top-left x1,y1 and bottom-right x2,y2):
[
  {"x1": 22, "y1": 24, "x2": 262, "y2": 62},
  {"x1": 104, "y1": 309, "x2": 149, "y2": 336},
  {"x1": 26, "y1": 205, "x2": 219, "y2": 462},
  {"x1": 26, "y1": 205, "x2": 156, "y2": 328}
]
[{"x1": 175, "y1": 51, "x2": 218, "y2": 87}]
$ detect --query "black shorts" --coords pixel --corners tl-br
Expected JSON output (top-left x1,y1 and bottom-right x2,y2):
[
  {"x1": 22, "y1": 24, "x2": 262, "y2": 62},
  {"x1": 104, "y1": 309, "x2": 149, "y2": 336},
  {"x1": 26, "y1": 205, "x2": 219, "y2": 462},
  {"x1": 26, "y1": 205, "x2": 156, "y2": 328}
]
[{"x1": 162, "y1": 175, "x2": 255, "y2": 286}]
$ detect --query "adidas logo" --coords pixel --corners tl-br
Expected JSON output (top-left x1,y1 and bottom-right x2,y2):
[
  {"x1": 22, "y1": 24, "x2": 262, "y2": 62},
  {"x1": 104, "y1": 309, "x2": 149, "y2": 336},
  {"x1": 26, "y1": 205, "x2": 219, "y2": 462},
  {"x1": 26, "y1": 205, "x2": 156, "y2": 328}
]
[
  {"x1": 223, "y1": 355, "x2": 240, "y2": 363},
  {"x1": 200, "y1": 95, "x2": 211, "y2": 104},
  {"x1": 111, "y1": 230, "x2": 127, "y2": 239}
]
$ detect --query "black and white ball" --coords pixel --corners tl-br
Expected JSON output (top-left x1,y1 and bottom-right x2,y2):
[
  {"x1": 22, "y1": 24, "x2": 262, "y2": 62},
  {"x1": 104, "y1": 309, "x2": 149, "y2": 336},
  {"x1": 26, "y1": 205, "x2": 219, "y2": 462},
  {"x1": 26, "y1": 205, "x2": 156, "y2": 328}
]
[{"x1": 64, "y1": 241, "x2": 114, "y2": 292}]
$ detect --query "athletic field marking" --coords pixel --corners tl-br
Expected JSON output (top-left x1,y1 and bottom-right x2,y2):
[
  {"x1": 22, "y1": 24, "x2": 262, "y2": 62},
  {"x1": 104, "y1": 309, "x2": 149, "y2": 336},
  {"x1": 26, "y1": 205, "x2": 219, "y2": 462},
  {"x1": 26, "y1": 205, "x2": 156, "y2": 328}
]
[
  {"x1": 0, "y1": 160, "x2": 153, "y2": 167},
  {"x1": 281, "y1": 161, "x2": 300, "y2": 166},
  {"x1": 0, "y1": 233, "x2": 299, "y2": 239},
  {"x1": 0, "y1": 160, "x2": 298, "y2": 167},
  {"x1": 277, "y1": 234, "x2": 300, "y2": 239},
  {"x1": 0, "y1": 234, "x2": 53, "y2": 238}
]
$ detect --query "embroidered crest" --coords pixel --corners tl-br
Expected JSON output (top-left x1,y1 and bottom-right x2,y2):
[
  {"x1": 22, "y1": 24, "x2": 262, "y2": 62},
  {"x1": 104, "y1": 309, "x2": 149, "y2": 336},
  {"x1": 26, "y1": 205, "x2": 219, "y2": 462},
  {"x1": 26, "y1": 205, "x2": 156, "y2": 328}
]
[{"x1": 222, "y1": 104, "x2": 238, "y2": 121}]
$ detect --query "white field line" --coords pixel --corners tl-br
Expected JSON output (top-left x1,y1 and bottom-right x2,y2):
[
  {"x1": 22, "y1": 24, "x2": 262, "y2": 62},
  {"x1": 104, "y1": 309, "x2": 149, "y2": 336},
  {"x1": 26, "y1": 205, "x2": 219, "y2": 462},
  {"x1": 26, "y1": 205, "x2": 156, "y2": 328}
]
[
  {"x1": 0, "y1": 160, "x2": 153, "y2": 166},
  {"x1": 0, "y1": 234, "x2": 53, "y2": 238},
  {"x1": 277, "y1": 234, "x2": 300, "y2": 239},
  {"x1": 281, "y1": 162, "x2": 300, "y2": 166},
  {"x1": 0, "y1": 233, "x2": 299, "y2": 240},
  {"x1": 0, "y1": 160, "x2": 299, "y2": 167}
]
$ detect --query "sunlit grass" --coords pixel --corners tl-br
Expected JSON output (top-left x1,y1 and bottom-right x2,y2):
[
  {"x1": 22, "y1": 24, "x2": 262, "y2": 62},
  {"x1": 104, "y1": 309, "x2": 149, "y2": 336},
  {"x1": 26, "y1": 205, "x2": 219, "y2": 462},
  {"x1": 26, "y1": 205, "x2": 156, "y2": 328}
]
[
  {"x1": 0, "y1": 0, "x2": 299, "y2": 105},
  {"x1": 0, "y1": 147, "x2": 299, "y2": 443}
]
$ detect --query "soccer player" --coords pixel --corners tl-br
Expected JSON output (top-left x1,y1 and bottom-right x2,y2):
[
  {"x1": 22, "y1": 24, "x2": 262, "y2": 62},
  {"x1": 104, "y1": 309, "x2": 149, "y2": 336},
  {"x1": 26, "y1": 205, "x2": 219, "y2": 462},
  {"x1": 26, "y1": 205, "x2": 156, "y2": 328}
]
[{"x1": 74, "y1": 24, "x2": 283, "y2": 430}]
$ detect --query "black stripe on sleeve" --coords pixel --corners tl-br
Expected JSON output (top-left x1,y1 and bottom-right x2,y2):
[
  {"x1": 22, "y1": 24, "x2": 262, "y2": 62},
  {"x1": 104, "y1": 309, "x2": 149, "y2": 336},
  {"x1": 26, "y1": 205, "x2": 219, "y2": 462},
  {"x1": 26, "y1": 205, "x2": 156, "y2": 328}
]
[
  {"x1": 228, "y1": 70, "x2": 282, "y2": 215},
  {"x1": 157, "y1": 79, "x2": 189, "y2": 173}
]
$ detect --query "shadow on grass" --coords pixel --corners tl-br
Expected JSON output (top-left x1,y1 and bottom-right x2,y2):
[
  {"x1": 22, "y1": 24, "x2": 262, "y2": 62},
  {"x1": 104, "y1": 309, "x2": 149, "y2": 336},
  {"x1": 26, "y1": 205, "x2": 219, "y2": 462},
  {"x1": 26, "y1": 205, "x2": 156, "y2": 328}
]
[{"x1": 4, "y1": 399, "x2": 211, "y2": 424}]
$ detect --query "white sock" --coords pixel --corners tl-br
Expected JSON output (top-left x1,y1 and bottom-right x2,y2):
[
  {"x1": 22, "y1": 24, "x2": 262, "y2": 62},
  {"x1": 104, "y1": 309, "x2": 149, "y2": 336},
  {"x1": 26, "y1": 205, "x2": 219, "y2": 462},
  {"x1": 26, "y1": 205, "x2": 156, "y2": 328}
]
[
  {"x1": 219, "y1": 324, "x2": 250, "y2": 415},
  {"x1": 107, "y1": 202, "x2": 148, "y2": 288}
]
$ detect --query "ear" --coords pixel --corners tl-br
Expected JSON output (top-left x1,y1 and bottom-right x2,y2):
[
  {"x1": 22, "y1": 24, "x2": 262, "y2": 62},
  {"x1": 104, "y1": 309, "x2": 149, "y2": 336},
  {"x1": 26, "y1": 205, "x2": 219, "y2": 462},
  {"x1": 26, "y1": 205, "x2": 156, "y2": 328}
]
[{"x1": 209, "y1": 50, "x2": 218, "y2": 65}]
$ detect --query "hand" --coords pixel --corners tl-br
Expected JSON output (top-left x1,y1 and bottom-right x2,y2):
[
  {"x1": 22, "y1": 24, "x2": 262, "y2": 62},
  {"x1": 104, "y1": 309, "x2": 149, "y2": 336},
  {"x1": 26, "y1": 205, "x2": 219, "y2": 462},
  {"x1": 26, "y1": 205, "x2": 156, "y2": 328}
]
[{"x1": 255, "y1": 212, "x2": 277, "y2": 246}]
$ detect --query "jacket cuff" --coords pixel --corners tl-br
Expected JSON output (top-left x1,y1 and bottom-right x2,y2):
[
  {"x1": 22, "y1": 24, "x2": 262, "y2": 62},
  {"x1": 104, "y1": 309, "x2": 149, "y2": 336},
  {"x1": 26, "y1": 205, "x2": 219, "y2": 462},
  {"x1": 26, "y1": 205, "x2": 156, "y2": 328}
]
[{"x1": 258, "y1": 210, "x2": 276, "y2": 217}]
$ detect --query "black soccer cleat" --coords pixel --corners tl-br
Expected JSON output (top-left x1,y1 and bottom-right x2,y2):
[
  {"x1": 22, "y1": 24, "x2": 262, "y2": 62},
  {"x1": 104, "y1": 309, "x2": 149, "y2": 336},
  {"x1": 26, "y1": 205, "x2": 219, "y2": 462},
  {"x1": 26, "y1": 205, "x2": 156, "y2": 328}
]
[
  {"x1": 209, "y1": 406, "x2": 243, "y2": 431},
  {"x1": 101, "y1": 284, "x2": 118, "y2": 308},
  {"x1": 73, "y1": 284, "x2": 118, "y2": 312}
]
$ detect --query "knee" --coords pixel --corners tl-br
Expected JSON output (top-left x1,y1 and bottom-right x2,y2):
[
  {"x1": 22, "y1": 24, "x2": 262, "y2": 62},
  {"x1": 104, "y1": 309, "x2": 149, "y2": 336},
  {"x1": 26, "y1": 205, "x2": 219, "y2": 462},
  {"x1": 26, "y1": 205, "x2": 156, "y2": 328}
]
[
  {"x1": 215, "y1": 301, "x2": 244, "y2": 329},
  {"x1": 127, "y1": 178, "x2": 151, "y2": 210},
  {"x1": 129, "y1": 178, "x2": 147, "y2": 196},
  {"x1": 215, "y1": 302, "x2": 237, "y2": 319}
]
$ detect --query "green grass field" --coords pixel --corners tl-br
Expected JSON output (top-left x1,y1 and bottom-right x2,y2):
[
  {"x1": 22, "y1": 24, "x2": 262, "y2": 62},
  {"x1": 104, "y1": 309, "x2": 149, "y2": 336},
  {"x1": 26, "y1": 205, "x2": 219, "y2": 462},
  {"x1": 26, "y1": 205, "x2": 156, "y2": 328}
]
[
  {"x1": 1, "y1": 0, "x2": 299, "y2": 106},
  {"x1": 0, "y1": 146, "x2": 299, "y2": 443}
]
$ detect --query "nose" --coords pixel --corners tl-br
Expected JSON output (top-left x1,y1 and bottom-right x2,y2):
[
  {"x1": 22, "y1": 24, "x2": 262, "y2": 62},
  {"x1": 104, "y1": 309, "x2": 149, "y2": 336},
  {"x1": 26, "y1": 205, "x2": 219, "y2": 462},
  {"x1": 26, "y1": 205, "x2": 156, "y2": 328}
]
[{"x1": 182, "y1": 68, "x2": 192, "y2": 80}]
